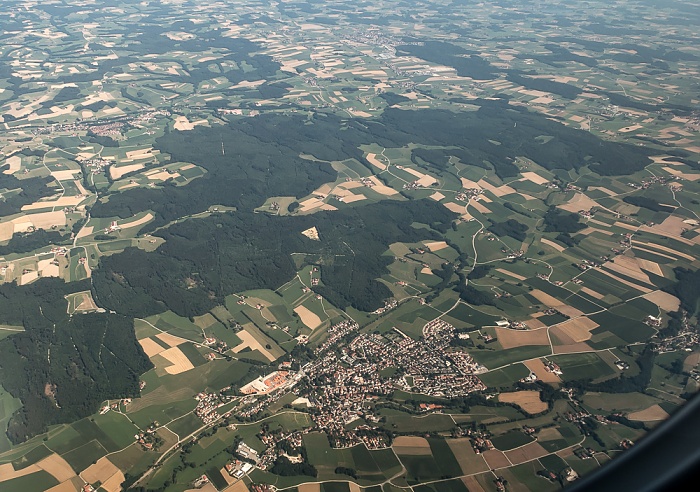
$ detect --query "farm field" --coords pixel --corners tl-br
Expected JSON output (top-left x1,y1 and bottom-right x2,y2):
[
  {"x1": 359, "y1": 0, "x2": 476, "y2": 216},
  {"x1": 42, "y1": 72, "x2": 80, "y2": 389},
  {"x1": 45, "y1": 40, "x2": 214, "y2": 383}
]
[{"x1": 0, "y1": 1, "x2": 698, "y2": 492}]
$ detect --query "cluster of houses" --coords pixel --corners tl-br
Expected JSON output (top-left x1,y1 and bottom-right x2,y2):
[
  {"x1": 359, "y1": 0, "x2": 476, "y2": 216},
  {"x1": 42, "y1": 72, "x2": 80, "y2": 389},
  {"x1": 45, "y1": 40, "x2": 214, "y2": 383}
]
[
  {"x1": 370, "y1": 298, "x2": 399, "y2": 315},
  {"x1": 193, "y1": 390, "x2": 235, "y2": 424},
  {"x1": 315, "y1": 319, "x2": 359, "y2": 354}
]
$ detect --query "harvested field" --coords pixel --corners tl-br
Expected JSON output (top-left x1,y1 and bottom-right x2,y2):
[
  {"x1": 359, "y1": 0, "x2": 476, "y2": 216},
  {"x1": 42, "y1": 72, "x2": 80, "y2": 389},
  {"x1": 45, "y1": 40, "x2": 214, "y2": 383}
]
[
  {"x1": 429, "y1": 192, "x2": 445, "y2": 201},
  {"x1": 46, "y1": 480, "x2": 79, "y2": 492},
  {"x1": 365, "y1": 153, "x2": 387, "y2": 170},
  {"x1": 684, "y1": 352, "x2": 700, "y2": 372},
  {"x1": 536, "y1": 427, "x2": 563, "y2": 442},
  {"x1": 160, "y1": 346, "x2": 195, "y2": 374},
  {"x1": 580, "y1": 287, "x2": 604, "y2": 300},
  {"x1": 447, "y1": 438, "x2": 490, "y2": 474},
  {"x1": 138, "y1": 337, "x2": 166, "y2": 357},
  {"x1": 524, "y1": 359, "x2": 561, "y2": 383},
  {"x1": 121, "y1": 213, "x2": 154, "y2": 229},
  {"x1": 597, "y1": 269, "x2": 652, "y2": 294},
  {"x1": 462, "y1": 476, "x2": 486, "y2": 492},
  {"x1": 552, "y1": 342, "x2": 593, "y2": 354},
  {"x1": 550, "y1": 318, "x2": 599, "y2": 343},
  {"x1": 0, "y1": 463, "x2": 41, "y2": 482},
  {"x1": 603, "y1": 256, "x2": 653, "y2": 285},
  {"x1": 558, "y1": 193, "x2": 599, "y2": 214},
  {"x1": 645, "y1": 215, "x2": 686, "y2": 237},
  {"x1": 393, "y1": 436, "x2": 432, "y2": 455},
  {"x1": 524, "y1": 318, "x2": 547, "y2": 329},
  {"x1": 520, "y1": 172, "x2": 549, "y2": 185},
  {"x1": 232, "y1": 329, "x2": 276, "y2": 362},
  {"x1": 293, "y1": 305, "x2": 323, "y2": 330},
  {"x1": 481, "y1": 449, "x2": 511, "y2": 469},
  {"x1": 540, "y1": 238, "x2": 565, "y2": 252},
  {"x1": 443, "y1": 202, "x2": 467, "y2": 214},
  {"x1": 477, "y1": 179, "x2": 516, "y2": 197},
  {"x1": 504, "y1": 441, "x2": 548, "y2": 465},
  {"x1": 498, "y1": 391, "x2": 547, "y2": 414},
  {"x1": 495, "y1": 327, "x2": 549, "y2": 349},
  {"x1": 496, "y1": 268, "x2": 526, "y2": 281},
  {"x1": 628, "y1": 404, "x2": 670, "y2": 422},
  {"x1": 424, "y1": 240, "x2": 449, "y2": 252},
  {"x1": 156, "y1": 332, "x2": 187, "y2": 347},
  {"x1": 368, "y1": 176, "x2": 398, "y2": 195},
  {"x1": 643, "y1": 291, "x2": 681, "y2": 312},
  {"x1": 81, "y1": 457, "x2": 120, "y2": 486},
  {"x1": 36, "y1": 453, "x2": 76, "y2": 483},
  {"x1": 296, "y1": 484, "x2": 320, "y2": 492},
  {"x1": 636, "y1": 258, "x2": 664, "y2": 276},
  {"x1": 110, "y1": 163, "x2": 144, "y2": 180},
  {"x1": 635, "y1": 243, "x2": 695, "y2": 262}
]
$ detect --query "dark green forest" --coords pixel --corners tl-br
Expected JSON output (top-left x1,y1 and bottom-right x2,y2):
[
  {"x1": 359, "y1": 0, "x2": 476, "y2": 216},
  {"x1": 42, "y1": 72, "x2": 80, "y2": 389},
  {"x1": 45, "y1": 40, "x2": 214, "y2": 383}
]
[
  {"x1": 90, "y1": 101, "x2": 659, "y2": 230},
  {"x1": 0, "y1": 279, "x2": 152, "y2": 443},
  {"x1": 92, "y1": 200, "x2": 456, "y2": 318}
]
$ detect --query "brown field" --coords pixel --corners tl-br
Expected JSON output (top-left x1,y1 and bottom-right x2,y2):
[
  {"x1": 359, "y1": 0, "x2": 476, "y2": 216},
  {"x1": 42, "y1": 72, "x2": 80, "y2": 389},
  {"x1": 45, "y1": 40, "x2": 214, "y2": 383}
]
[
  {"x1": 524, "y1": 318, "x2": 547, "y2": 329},
  {"x1": 121, "y1": 213, "x2": 154, "y2": 229},
  {"x1": 139, "y1": 337, "x2": 166, "y2": 357},
  {"x1": 443, "y1": 201, "x2": 468, "y2": 214},
  {"x1": 628, "y1": 404, "x2": 670, "y2": 422},
  {"x1": 81, "y1": 457, "x2": 122, "y2": 488},
  {"x1": 348, "y1": 483, "x2": 361, "y2": 492},
  {"x1": 597, "y1": 268, "x2": 652, "y2": 294},
  {"x1": 604, "y1": 256, "x2": 653, "y2": 285},
  {"x1": 36, "y1": 453, "x2": 77, "y2": 483},
  {"x1": 496, "y1": 268, "x2": 526, "y2": 281},
  {"x1": 46, "y1": 480, "x2": 80, "y2": 492},
  {"x1": 498, "y1": 391, "x2": 547, "y2": 414},
  {"x1": 684, "y1": 352, "x2": 700, "y2": 372},
  {"x1": 161, "y1": 346, "x2": 195, "y2": 374},
  {"x1": 495, "y1": 327, "x2": 549, "y2": 349},
  {"x1": 294, "y1": 305, "x2": 323, "y2": 330},
  {"x1": 580, "y1": 287, "x2": 604, "y2": 300},
  {"x1": 536, "y1": 427, "x2": 563, "y2": 442},
  {"x1": 393, "y1": 436, "x2": 432, "y2": 455},
  {"x1": 365, "y1": 153, "x2": 387, "y2": 170},
  {"x1": 296, "y1": 484, "x2": 320, "y2": 492},
  {"x1": 156, "y1": 332, "x2": 187, "y2": 347},
  {"x1": 504, "y1": 441, "x2": 548, "y2": 465},
  {"x1": 447, "y1": 438, "x2": 490, "y2": 474},
  {"x1": 552, "y1": 342, "x2": 594, "y2": 354},
  {"x1": 643, "y1": 291, "x2": 681, "y2": 312},
  {"x1": 540, "y1": 238, "x2": 565, "y2": 252},
  {"x1": 645, "y1": 215, "x2": 687, "y2": 237},
  {"x1": 425, "y1": 240, "x2": 449, "y2": 252},
  {"x1": 185, "y1": 483, "x2": 218, "y2": 492},
  {"x1": 635, "y1": 243, "x2": 695, "y2": 262},
  {"x1": 481, "y1": 449, "x2": 511, "y2": 469},
  {"x1": 477, "y1": 179, "x2": 516, "y2": 197},
  {"x1": 110, "y1": 163, "x2": 144, "y2": 180},
  {"x1": 0, "y1": 463, "x2": 41, "y2": 482},
  {"x1": 636, "y1": 258, "x2": 664, "y2": 276},
  {"x1": 550, "y1": 317, "x2": 599, "y2": 343},
  {"x1": 462, "y1": 476, "x2": 487, "y2": 492},
  {"x1": 520, "y1": 172, "x2": 549, "y2": 185},
  {"x1": 524, "y1": 359, "x2": 561, "y2": 383},
  {"x1": 193, "y1": 313, "x2": 219, "y2": 330},
  {"x1": 469, "y1": 200, "x2": 492, "y2": 214},
  {"x1": 232, "y1": 328, "x2": 276, "y2": 362},
  {"x1": 558, "y1": 193, "x2": 599, "y2": 213}
]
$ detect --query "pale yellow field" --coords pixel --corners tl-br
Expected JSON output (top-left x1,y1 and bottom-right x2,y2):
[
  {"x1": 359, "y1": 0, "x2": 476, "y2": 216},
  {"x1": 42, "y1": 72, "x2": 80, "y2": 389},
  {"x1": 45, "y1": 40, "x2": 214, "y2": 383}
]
[
  {"x1": 368, "y1": 176, "x2": 398, "y2": 195},
  {"x1": 156, "y1": 332, "x2": 188, "y2": 347},
  {"x1": 393, "y1": 436, "x2": 432, "y2": 455},
  {"x1": 161, "y1": 346, "x2": 195, "y2": 374},
  {"x1": 580, "y1": 287, "x2": 604, "y2": 300},
  {"x1": 540, "y1": 237, "x2": 565, "y2": 252},
  {"x1": 629, "y1": 404, "x2": 670, "y2": 421},
  {"x1": 551, "y1": 317, "x2": 599, "y2": 343},
  {"x1": 0, "y1": 463, "x2": 41, "y2": 482},
  {"x1": 643, "y1": 291, "x2": 681, "y2": 312},
  {"x1": 498, "y1": 390, "x2": 547, "y2": 414},
  {"x1": 139, "y1": 337, "x2": 166, "y2": 357},
  {"x1": 524, "y1": 359, "x2": 561, "y2": 383},
  {"x1": 365, "y1": 153, "x2": 387, "y2": 170},
  {"x1": 477, "y1": 178, "x2": 516, "y2": 197},
  {"x1": 495, "y1": 327, "x2": 550, "y2": 349},
  {"x1": 36, "y1": 453, "x2": 76, "y2": 483},
  {"x1": 495, "y1": 268, "x2": 526, "y2": 281},
  {"x1": 232, "y1": 328, "x2": 276, "y2": 362},
  {"x1": 121, "y1": 213, "x2": 154, "y2": 229},
  {"x1": 425, "y1": 240, "x2": 449, "y2": 252},
  {"x1": 81, "y1": 457, "x2": 120, "y2": 485},
  {"x1": 504, "y1": 441, "x2": 549, "y2": 464},
  {"x1": 294, "y1": 305, "x2": 323, "y2": 330},
  {"x1": 110, "y1": 163, "x2": 144, "y2": 180},
  {"x1": 296, "y1": 484, "x2": 320, "y2": 492},
  {"x1": 520, "y1": 171, "x2": 549, "y2": 185},
  {"x1": 46, "y1": 480, "x2": 80, "y2": 492},
  {"x1": 558, "y1": 192, "x2": 599, "y2": 213},
  {"x1": 3, "y1": 155, "x2": 21, "y2": 174}
]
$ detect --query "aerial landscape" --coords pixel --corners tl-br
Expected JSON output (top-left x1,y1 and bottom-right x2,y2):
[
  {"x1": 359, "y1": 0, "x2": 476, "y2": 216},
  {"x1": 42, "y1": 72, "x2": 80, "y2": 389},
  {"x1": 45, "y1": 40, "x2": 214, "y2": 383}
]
[{"x1": 0, "y1": 0, "x2": 699, "y2": 491}]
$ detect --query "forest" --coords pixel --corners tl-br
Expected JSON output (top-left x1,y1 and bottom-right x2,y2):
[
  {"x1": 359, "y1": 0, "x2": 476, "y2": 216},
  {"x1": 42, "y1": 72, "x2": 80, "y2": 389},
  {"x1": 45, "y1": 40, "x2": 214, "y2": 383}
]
[
  {"x1": 90, "y1": 100, "x2": 659, "y2": 232},
  {"x1": 0, "y1": 278, "x2": 152, "y2": 443},
  {"x1": 92, "y1": 200, "x2": 456, "y2": 318}
]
